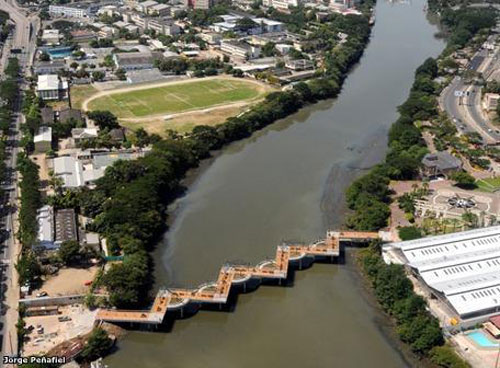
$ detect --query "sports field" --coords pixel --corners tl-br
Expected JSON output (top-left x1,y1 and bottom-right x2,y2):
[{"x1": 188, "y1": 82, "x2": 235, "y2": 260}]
[{"x1": 86, "y1": 78, "x2": 266, "y2": 119}]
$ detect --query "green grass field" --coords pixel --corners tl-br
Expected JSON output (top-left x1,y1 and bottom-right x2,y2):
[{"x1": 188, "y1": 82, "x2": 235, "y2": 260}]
[
  {"x1": 87, "y1": 79, "x2": 263, "y2": 119},
  {"x1": 475, "y1": 177, "x2": 500, "y2": 193}
]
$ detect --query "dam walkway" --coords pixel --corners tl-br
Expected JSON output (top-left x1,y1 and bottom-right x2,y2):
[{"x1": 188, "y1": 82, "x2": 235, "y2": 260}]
[{"x1": 96, "y1": 230, "x2": 392, "y2": 325}]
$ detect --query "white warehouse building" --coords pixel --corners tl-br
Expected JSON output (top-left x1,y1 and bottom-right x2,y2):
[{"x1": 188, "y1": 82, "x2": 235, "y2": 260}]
[{"x1": 384, "y1": 226, "x2": 500, "y2": 321}]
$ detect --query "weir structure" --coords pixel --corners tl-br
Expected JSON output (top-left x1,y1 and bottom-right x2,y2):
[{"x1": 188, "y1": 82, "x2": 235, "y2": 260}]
[{"x1": 96, "y1": 230, "x2": 391, "y2": 326}]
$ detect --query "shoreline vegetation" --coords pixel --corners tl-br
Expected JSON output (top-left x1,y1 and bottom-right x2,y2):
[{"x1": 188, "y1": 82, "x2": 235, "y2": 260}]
[
  {"x1": 349, "y1": 0, "x2": 499, "y2": 367},
  {"x1": 64, "y1": 0, "x2": 377, "y2": 309}
]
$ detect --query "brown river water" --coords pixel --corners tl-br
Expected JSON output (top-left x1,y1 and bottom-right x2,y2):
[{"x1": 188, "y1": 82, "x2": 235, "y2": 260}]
[{"x1": 105, "y1": 0, "x2": 445, "y2": 366}]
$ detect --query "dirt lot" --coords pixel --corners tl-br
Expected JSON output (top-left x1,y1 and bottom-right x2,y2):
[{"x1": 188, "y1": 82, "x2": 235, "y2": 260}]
[
  {"x1": 121, "y1": 103, "x2": 249, "y2": 135},
  {"x1": 23, "y1": 304, "x2": 96, "y2": 356},
  {"x1": 34, "y1": 266, "x2": 99, "y2": 297}
]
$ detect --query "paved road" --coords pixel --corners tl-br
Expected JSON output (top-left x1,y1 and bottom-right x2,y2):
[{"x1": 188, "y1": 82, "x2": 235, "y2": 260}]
[
  {"x1": 0, "y1": 0, "x2": 38, "y2": 364},
  {"x1": 440, "y1": 47, "x2": 500, "y2": 144}
]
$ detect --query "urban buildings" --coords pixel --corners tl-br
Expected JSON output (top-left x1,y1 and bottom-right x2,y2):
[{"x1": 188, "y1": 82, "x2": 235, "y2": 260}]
[{"x1": 48, "y1": 3, "x2": 100, "y2": 18}]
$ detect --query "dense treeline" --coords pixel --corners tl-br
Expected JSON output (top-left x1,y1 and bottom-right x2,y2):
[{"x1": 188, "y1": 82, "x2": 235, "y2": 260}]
[
  {"x1": 16, "y1": 153, "x2": 42, "y2": 286},
  {"x1": 0, "y1": 58, "x2": 21, "y2": 134},
  {"x1": 348, "y1": 3, "x2": 497, "y2": 367},
  {"x1": 345, "y1": 3, "x2": 499, "y2": 231},
  {"x1": 79, "y1": 7, "x2": 376, "y2": 308},
  {"x1": 360, "y1": 242, "x2": 468, "y2": 367},
  {"x1": 345, "y1": 57, "x2": 439, "y2": 230}
]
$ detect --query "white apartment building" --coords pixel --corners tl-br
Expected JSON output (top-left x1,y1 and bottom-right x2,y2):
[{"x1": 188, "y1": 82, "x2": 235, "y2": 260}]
[
  {"x1": 48, "y1": 3, "x2": 99, "y2": 18},
  {"x1": 262, "y1": 0, "x2": 300, "y2": 11},
  {"x1": 220, "y1": 40, "x2": 261, "y2": 59}
]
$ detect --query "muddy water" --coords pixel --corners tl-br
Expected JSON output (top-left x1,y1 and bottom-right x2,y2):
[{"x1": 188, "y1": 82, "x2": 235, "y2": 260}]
[{"x1": 105, "y1": 0, "x2": 445, "y2": 366}]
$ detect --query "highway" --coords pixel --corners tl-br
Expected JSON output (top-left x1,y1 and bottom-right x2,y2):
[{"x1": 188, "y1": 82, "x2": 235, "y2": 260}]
[
  {"x1": 440, "y1": 46, "x2": 500, "y2": 144},
  {"x1": 0, "y1": 0, "x2": 38, "y2": 364}
]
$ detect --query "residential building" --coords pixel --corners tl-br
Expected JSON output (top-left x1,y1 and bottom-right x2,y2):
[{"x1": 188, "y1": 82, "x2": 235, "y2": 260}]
[
  {"x1": 109, "y1": 128, "x2": 126, "y2": 142},
  {"x1": 130, "y1": 14, "x2": 181, "y2": 36},
  {"x1": 199, "y1": 32, "x2": 222, "y2": 45},
  {"x1": 98, "y1": 26, "x2": 116, "y2": 39},
  {"x1": 71, "y1": 128, "x2": 99, "y2": 143},
  {"x1": 421, "y1": 151, "x2": 462, "y2": 178},
  {"x1": 36, "y1": 205, "x2": 55, "y2": 249},
  {"x1": 97, "y1": 5, "x2": 119, "y2": 17},
  {"x1": 34, "y1": 60, "x2": 66, "y2": 75},
  {"x1": 485, "y1": 93, "x2": 500, "y2": 111},
  {"x1": 276, "y1": 43, "x2": 292, "y2": 55},
  {"x1": 36, "y1": 75, "x2": 69, "y2": 101},
  {"x1": 148, "y1": 18, "x2": 181, "y2": 36},
  {"x1": 220, "y1": 40, "x2": 261, "y2": 59},
  {"x1": 48, "y1": 3, "x2": 99, "y2": 18},
  {"x1": 70, "y1": 30, "x2": 97, "y2": 43},
  {"x1": 113, "y1": 52, "x2": 155, "y2": 70},
  {"x1": 52, "y1": 156, "x2": 105, "y2": 188},
  {"x1": 55, "y1": 209, "x2": 78, "y2": 245},
  {"x1": 53, "y1": 150, "x2": 147, "y2": 188},
  {"x1": 252, "y1": 18, "x2": 285, "y2": 33},
  {"x1": 34, "y1": 126, "x2": 52, "y2": 153},
  {"x1": 59, "y1": 108, "x2": 83, "y2": 125},
  {"x1": 151, "y1": 3, "x2": 171, "y2": 15},
  {"x1": 137, "y1": 0, "x2": 159, "y2": 13},
  {"x1": 384, "y1": 225, "x2": 500, "y2": 320},
  {"x1": 41, "y1": 107, "x2": 55, "y2": 125},
  {"x1": 262, "y1": 0, "x2": 300, "y2": 11},
  {"x1": 170, "y1": 6, "x2": 185, "y2": 17},
  {"x1": 42, "y1": 29, "x2": 61, "y2": 45},
  {"x1": 183, "y1": 0, "x2": 215, "y2": 9},
  {"x1": 285, "y1": 58, "x2": 314, "y2": 70}
]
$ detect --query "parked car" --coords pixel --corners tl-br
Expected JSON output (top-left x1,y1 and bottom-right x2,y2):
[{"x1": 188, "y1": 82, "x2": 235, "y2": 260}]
[{"x1": 36, "y1": 291, "x2": 48, "y2": 298}]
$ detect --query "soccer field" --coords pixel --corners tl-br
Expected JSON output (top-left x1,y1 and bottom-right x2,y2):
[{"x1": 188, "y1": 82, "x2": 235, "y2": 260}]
[{"x1": 86, "y1": 78, "x2": 265, "y2": 119}]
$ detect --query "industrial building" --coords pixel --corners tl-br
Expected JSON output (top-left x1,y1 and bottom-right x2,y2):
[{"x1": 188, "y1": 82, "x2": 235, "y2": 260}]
[{"x1": 384, "y1": 226, "x2": 500, "y2": 321}]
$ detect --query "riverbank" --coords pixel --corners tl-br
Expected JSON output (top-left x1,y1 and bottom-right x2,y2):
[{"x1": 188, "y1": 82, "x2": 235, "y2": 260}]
[
  {"x1": 342, "y1": 1, "x2": 499, "y2": 366},
  {"x1": 104, "y1": 0, "x2": 446, "y2": 365}
]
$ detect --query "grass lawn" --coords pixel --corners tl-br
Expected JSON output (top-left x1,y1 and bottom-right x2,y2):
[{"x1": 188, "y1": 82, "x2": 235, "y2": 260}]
[
  {"x1": 87, "y1": 79, "x2": 264, "y2": 119},
  {"x1": 70, "y1": 84, "x2": 98, "y2": 110},
  {"x1": 475, "y1": 177, "x2": 500, "y2": 193}
]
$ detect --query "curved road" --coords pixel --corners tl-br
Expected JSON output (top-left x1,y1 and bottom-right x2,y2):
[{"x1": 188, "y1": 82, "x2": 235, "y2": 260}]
[{"x1": 440, "y1": 46, "x2": 500, "y2": 144}]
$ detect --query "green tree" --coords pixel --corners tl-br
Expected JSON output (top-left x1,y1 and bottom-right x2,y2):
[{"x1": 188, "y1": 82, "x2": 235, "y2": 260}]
[
  {"x1": 398, "y1": 226, "x2": 422, "y2": 241},
  {"x1": 115, "y1": 68, "x2": 126, "y2": 80},
  {"x1": 59, "y1": 240, "x2": 81, "y2": 265},
  {"x1": 87, "y1": 111, "x2": 120, "y2": 130},
  {"x1": 449, "y1": 171, "x2": 476, "y2": 189},
  {"x1": 79, "y1": 328, "x2": 113, "y2": 362},
  {"x1": 39, "y1": 52, "x2": 50, "y2": 62},
  {"x1": 15, "y1": 252, "x2": 41, "y2": 286},
  {"x1": 91, "y1": 70, "x2": 105, "y2": 81},
  {"x1": 429, "y1": 345, "x2": 469, "y2": 368}
]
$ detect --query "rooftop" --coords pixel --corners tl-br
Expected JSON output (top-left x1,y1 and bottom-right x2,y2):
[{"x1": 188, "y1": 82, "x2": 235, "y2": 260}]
[
  {"x1": 34, "y1": 126, "x2": 52, "y2": 143},
  {"x1": 55, "y1": 208, "x2": 78, "y2": 244},
  {"x1": 388, "y1": 225, "x2": 500, "y2": 317},
  {"x1": 422, "y1": 151, "x2": 462, "y2": 171},
  {"x1": 37, "y1": 75, "x2": 64, "y2": 91}
]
